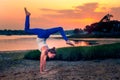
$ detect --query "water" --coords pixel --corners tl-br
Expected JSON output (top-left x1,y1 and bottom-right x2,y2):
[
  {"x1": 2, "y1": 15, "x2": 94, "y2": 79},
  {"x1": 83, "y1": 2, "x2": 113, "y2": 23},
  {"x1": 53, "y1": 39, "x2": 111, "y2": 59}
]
[
  {"x1": 0, "y1": 35, "x2": 76, "y2": 51},
  {"x1": 0, "y1": 35, "x2": 120, "y2": 51}
]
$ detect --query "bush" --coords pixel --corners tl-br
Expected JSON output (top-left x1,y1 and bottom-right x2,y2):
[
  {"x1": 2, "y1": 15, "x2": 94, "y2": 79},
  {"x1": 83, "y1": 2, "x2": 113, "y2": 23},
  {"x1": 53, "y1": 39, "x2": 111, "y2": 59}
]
[
  {"x1": 24, "y1": 50, "x2": 40, "y2": 60},
  {"x1": 54, "y1": 47, "x2": 82, "y2": 61},
  {"x1": 24, "y1": 43, "x2": 120, "y2": 61}
]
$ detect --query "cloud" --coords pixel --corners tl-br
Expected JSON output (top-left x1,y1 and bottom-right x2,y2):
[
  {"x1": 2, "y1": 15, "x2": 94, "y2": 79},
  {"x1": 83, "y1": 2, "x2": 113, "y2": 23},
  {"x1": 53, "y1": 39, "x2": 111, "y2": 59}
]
[
  {"x1": 40, "y1": 3, "x2": 103, "y2": 19},
  {"x1": 110, "y1": 7, "x2": 120, "y2": 20},
  {"x1": 38, "y1": 2, "x2": 120, "y2": 29},
  {"x1": 75, "y1": 3, "x2": 98, "y2": 13}
]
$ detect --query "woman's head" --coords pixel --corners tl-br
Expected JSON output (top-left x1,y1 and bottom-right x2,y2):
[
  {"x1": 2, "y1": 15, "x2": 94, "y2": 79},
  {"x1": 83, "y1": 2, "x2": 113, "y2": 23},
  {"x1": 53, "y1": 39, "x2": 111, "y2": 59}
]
[{"x1": 47, "y1": 47, "x2": 56, "y2": 58}]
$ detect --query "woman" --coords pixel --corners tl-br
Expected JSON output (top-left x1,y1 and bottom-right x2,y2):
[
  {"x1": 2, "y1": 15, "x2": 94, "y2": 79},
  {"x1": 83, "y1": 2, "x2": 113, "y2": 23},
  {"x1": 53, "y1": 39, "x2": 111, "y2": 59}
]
[{"x1": 24, "y1": 8, "x2": 74, "y2": 74}]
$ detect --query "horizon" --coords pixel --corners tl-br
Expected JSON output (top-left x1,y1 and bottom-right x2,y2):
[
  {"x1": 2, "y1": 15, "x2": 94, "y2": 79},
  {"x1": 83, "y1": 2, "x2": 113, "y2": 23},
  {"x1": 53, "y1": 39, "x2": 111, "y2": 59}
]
[{"x1": 0, "y1": 0, "x2": 120, "y2": 30}]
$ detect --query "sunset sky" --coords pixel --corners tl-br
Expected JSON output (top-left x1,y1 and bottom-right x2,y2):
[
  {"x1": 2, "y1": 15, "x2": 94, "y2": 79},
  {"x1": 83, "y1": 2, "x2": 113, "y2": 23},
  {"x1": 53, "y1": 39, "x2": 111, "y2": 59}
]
[{"x1": 0, "y1": 0, "x2": 120, "y2": 30}]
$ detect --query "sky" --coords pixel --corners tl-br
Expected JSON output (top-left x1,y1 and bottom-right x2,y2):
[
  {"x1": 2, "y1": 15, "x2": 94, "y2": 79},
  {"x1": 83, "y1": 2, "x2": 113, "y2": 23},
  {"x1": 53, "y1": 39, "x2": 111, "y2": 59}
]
[{"x1": 0, "y1": 0, "x2": 120, "y2": 30}]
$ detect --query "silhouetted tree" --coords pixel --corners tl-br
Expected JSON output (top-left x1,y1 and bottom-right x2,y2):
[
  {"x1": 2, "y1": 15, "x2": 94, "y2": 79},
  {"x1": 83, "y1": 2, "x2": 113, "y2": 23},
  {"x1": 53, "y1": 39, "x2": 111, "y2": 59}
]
[{"x1": 73, "y1": 28, "x2": 80, "y2": 34}]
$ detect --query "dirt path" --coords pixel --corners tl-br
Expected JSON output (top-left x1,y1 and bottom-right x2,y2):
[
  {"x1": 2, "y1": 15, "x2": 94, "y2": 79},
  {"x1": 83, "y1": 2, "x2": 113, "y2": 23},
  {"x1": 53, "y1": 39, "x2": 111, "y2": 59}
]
[{"x1": 0, "y1": 59, "x2": 120, "y2": 80}]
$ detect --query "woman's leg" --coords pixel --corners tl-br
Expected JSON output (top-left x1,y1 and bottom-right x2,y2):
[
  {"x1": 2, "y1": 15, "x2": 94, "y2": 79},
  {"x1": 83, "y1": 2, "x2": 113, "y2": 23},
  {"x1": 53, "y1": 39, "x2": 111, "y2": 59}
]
[
  {"x1": 24, "y1": 15, "x2": 30, "y2": 32},
  {"x1": 24, "y1": 15, "x2": 44, "y2": 34},
  {"x1": 24, "y1": 8, "x2": 74, "y2": 46},
  {"x1": 46, "y1": 27, "x2": 74, "y2": 46},
  {"x1": 24, "y1": 8, "x2": 45, "y2": 36},
  {"x1": 46, "y1": 27, "x2": 68, "y2": 41},
  {"x1": 24, "y1": 8, "x2": 31, "y2": 32}
]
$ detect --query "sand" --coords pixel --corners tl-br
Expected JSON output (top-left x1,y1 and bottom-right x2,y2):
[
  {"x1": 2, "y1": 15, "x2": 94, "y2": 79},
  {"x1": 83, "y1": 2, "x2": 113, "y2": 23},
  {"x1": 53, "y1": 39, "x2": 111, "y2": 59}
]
[{"x1": 0, "y1": 51, "x2": 120, "y2": 80}]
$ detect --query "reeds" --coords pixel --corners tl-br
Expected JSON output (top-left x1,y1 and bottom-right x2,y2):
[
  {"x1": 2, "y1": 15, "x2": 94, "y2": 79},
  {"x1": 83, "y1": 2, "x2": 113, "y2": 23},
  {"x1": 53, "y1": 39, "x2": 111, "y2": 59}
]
[{"x1": 24, "y1": 43, "x2": 120, "y2": 61}]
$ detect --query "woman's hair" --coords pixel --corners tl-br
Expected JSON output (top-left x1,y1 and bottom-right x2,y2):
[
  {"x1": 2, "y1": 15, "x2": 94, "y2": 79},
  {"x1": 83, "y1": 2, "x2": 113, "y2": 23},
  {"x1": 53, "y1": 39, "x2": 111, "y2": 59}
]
[{"x1": 48, "y1": 47, "x2": 56, "y2": 54}]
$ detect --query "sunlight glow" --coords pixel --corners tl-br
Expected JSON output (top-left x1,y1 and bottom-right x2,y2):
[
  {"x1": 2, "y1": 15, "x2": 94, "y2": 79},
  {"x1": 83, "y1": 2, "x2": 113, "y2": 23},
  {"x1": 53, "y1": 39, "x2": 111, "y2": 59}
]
[{"x1": 0, "y1": 0, "x2": 120, "y2": 30}]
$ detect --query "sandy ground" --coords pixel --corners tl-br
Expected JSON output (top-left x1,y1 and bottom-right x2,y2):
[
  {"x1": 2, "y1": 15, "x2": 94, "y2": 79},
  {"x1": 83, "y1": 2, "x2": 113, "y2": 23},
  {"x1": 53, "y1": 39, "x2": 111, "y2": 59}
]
[{"x1": 0, "y1": 51, "x2": 120, "y2": 80}]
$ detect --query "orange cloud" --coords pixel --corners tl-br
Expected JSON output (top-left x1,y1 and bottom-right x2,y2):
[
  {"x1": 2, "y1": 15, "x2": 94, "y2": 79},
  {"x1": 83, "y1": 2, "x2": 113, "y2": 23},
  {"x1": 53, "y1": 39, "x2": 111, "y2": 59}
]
[
  {"x1": 110, "y1": 7, "x2": 120, "y2": 20},
  {"x1": 33, "y1": 2, "x2": 120, "y2": 29},
  {"x1": 38, "y1": 3, "x2": 104, "y2": 29}
]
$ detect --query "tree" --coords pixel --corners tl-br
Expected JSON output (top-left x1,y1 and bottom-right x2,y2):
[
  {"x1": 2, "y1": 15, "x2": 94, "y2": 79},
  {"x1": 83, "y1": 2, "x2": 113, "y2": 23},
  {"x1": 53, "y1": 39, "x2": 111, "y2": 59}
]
[{"x1": 73, "y1": 28, "x2": 80, "y2": 34}]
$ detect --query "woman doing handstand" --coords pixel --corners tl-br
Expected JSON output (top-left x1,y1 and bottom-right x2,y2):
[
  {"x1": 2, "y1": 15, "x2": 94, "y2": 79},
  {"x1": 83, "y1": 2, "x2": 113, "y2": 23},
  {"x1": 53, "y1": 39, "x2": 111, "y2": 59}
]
[{"x1": 24, "y1": 8, "x2": 74, "y2": 74}]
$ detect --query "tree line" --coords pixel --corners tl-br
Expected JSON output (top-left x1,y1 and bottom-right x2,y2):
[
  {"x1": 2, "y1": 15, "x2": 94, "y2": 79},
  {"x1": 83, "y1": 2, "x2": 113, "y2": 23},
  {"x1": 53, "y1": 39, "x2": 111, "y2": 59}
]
[
  {"x1": 0, "y1": 29, "x2": 30, "y2": 35},
  {"x1": 0, "y1": 29, "x2": 74, "y2": 35}
]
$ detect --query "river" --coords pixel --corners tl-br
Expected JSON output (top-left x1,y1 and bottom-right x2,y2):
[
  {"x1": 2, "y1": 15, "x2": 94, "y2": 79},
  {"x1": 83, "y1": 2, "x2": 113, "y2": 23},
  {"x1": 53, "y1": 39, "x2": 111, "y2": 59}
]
[{"x1": 0, "y1": 35, "x2": 120, "y2": 51}]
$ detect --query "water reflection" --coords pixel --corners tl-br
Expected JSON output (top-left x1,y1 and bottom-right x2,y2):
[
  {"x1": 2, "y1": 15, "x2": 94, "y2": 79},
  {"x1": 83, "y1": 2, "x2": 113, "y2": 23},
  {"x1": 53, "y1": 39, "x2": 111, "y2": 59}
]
[{"x1": 72, "y1": 40, "x2": 98, "y2": 46}]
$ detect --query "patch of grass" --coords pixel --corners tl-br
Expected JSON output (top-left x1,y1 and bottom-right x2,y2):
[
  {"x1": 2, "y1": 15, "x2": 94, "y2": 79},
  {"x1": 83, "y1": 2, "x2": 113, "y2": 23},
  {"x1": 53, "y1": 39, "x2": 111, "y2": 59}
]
[
  {"x1": 24, "y1": 50, "x2": 40, "y2": 60},
  {"x1": 0, "y1": 51, "x2": 26, "y2": 61},
  {"x1": 24, "y1": 43, "x2": 120, "y2": 61}
]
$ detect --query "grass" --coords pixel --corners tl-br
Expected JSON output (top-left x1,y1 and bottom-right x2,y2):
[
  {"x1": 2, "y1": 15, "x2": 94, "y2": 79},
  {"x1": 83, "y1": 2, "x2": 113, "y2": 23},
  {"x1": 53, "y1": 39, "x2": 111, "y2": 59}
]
[
  {"x1": 24, "y1": 43, "x2": 120, "y2": 61},
  {"x1": 24, "y1": 50, "x2": 40, "y2": 60},
  {"x1": 0, "y1": 51, "x2": 25, "y2": 61}
]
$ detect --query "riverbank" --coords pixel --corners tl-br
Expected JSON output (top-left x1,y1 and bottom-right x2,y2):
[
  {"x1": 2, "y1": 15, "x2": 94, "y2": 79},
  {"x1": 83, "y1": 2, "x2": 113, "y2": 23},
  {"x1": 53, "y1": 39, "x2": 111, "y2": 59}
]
[{"x1": 0, "y1": 51, "x2": 120, "y2": 80}]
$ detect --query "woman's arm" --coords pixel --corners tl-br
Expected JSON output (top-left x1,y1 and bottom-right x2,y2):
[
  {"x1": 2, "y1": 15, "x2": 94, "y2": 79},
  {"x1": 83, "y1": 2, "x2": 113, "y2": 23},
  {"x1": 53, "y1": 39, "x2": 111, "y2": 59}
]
[
  {"x1": 40, "y1": 53, "x2": 47, "y2": 73},
  {"x1": 40, "y1": 46, "x2": 48, "y2": 73}
]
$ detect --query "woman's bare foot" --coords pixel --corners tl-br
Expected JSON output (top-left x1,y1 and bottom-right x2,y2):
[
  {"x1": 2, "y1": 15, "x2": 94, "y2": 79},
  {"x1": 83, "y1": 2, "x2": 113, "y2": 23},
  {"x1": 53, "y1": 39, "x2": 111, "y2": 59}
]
[
  {"x1": 66, "y1": 40, "x2": 74, "y2": 46},
  {"x1": 24, "y1": 7, "x2": 31, "y2": 16}
]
